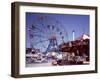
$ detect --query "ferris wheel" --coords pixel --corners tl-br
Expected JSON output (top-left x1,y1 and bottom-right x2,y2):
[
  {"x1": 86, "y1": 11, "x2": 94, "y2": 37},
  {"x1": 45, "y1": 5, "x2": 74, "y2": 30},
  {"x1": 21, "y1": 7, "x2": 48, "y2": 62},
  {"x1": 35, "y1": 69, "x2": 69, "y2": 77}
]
[{"x1": 26, "y1": 16, "x2": 69, "y2": 53}]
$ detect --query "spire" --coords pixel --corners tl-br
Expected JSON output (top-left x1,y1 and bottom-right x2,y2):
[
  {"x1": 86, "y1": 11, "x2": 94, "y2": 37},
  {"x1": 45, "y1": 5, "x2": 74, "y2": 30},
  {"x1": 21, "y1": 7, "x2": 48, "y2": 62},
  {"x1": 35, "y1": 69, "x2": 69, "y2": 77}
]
[{"x1": 72, "y1": 30, "x2": 75, "y2": 41}]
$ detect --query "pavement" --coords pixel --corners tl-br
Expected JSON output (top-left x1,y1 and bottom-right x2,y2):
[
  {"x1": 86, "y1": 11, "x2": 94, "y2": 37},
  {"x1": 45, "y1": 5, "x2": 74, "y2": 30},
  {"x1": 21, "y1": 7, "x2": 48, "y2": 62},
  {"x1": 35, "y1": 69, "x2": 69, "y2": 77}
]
[{"x1": 26, "y1": 62, "x2": 52, "y2": 67}]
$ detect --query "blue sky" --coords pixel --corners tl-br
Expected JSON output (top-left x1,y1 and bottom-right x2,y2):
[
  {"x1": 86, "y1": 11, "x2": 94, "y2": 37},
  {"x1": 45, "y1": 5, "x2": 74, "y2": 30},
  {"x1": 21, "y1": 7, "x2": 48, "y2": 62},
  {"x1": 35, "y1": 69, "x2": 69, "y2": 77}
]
[{"x1": 26, "y1": 12, "x2": 89, "y2": 52}]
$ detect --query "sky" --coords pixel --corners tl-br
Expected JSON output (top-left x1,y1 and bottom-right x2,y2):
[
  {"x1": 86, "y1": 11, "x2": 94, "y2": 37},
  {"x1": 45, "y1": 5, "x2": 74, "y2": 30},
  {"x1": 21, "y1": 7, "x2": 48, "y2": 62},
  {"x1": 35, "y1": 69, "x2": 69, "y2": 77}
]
[{"x1": 26, "y1": 12, "x2": 89, "y2": 52}]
